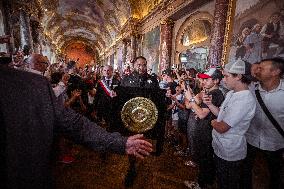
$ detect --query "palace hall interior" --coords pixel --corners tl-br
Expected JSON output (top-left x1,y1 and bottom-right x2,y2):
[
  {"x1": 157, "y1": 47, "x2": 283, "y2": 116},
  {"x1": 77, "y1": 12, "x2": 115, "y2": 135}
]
[{"x1": 1, "y1": 0, "x2": 284, "y2": 189}]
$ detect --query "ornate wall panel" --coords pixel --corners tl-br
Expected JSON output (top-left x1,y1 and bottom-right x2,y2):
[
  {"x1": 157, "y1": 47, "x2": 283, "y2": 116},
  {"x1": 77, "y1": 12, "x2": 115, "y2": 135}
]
[{"x1": 64, "y1": 42, "x2": 96, "y2": 68}]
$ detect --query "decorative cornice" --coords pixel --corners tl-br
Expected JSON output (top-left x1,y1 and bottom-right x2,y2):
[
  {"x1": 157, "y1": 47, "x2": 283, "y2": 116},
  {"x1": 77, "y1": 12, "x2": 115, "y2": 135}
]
[{"x1": 160, "y1": 18, "x2": 175, "y2": 26}]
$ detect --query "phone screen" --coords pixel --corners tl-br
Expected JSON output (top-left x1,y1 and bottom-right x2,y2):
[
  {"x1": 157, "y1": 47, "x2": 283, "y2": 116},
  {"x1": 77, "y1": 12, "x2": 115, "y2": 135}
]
[{"x1": 184, "y1": 80, "x2": 190, "y2": 90}]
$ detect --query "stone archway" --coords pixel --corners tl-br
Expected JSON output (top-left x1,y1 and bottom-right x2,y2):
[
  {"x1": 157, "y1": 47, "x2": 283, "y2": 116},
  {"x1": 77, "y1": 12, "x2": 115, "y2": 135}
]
[{"x1": 175, "y1": 12, "x2": 213, "y2": 71}]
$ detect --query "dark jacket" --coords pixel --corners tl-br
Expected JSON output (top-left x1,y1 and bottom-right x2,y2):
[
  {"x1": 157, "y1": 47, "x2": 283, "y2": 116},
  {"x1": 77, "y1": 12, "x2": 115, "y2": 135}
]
[
  {"x1": 0, "y1": 66, "x2": 127, "y2": 189},
  {"x1": 120, "y1": 71, "x2": 159, "y2": 88}
]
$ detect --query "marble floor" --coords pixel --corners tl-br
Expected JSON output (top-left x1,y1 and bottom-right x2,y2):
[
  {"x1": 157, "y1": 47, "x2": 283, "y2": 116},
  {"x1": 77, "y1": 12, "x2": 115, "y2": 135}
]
[{"x1": 53, "y1": 142, "x2": 270, "y2": 189}]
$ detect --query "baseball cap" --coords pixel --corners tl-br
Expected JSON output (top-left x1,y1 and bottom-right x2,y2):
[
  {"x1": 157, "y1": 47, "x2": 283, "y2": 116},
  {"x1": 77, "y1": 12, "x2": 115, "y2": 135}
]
[
  {"x1": 197, "y1": 67, "x2": 222, "y2": 80},
  {"x1": 224, "y1": 59, "x2": 249, "y2": 74}
]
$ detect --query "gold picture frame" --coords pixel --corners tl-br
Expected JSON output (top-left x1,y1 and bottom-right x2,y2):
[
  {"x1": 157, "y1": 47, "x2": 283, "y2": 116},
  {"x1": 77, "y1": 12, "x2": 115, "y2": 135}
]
[{"x1": 222, "y1": 0, "x2": 284, "y2": 66}]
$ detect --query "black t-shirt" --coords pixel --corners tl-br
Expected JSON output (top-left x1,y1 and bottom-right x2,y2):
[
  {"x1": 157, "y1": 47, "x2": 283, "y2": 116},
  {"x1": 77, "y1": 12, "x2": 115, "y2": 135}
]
[
  {"x1": 167, "y1": 81, "x2": 178, "y2": 95},
  {"x1": 197, "y1": 89, "x2": 224, "y2": 143}
]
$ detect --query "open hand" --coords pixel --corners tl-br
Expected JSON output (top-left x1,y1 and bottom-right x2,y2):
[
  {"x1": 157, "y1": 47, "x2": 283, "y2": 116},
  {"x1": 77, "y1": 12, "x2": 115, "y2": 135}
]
[{"x1": 126, "y1": 134, "x2": 153, "y2": 159}]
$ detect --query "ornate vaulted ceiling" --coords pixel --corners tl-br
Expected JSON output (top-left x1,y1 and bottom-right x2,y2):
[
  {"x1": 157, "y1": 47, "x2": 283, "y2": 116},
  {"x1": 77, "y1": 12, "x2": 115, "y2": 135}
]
[
  {"x1": 12, "y1": 0, "x2": 164, "y2": 56},
  {"x1": 40, "y1": 0, "x2": 132, "y2": 54}
]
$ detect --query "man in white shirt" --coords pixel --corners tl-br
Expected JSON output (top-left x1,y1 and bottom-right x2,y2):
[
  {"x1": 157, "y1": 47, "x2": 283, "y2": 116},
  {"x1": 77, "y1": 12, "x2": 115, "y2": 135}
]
[
  {"x1": 244, "y1": 58, "x2": 284, "y2": 189},
  {"x1": 210, "y1": 59, "x2": 256, "y2": 189}
]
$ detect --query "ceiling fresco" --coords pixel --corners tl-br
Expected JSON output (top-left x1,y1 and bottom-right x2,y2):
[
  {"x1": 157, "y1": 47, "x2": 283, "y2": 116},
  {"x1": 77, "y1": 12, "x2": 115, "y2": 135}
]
[
  {"x1": 64, "y1": 42, "x2": 96, "y2": 68},
  {"x1": 11, "y1": 0, "x2": 167, "y2": 56},
  {"x1": 40, "y1": 0, "x2": 132, "y2": 53}
]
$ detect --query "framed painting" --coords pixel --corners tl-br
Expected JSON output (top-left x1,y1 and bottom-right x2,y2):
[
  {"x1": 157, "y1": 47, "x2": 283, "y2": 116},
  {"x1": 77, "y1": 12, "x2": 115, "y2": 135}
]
[
  {"x1": 142, "y1": 26, "x2": 160, "y2": 74},
  {"x1": 222, "y1": 0, "x2": 284, "y2": 65}
]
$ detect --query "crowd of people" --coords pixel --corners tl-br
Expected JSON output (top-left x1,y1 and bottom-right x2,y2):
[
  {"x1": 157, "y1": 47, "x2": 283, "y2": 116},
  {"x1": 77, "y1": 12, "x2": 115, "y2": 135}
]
[{"x1": 1, "y1": 34, "x2": 284, "y2": 189}]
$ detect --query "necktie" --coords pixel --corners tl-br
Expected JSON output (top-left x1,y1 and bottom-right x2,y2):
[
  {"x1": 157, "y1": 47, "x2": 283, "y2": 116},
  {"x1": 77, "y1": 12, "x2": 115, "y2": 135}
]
[{"x1": 106, "y1": 80, "x2": 110, "y2": 87}]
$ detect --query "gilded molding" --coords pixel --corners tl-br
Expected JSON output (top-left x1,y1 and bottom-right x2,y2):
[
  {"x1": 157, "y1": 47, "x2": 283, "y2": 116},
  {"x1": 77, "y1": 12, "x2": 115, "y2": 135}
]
[
  {"x1": 160, "y1": 18, "x2": 174, "y2": 26},
  {"x1": 175, "y1": 12, "x2": 213, "y2": 50},
  {"x1": 221, "y1": 0, "x2": 236, "y2": 66}
]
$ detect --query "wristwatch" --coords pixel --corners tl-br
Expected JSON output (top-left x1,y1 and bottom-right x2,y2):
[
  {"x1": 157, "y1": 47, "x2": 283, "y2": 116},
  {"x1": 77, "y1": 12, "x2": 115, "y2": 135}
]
[{"x1": 189, "y1": 98, "x2": 195, "y2": 103}]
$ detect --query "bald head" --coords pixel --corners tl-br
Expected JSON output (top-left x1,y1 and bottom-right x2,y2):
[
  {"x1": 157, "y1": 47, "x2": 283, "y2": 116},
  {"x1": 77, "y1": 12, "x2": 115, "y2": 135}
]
[{"x1": 26, "y1": 54, "x2": 49, "y2": 73}]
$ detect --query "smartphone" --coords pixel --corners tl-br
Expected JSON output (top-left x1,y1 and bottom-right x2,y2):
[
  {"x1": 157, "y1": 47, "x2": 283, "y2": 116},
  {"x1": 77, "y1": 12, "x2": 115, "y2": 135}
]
[
  {"x1": 204, "y1": 88, "x2": 209, "y2": 95},
  {"x1": 184, "y1": 80, "x2": 190, "y2": 90}
]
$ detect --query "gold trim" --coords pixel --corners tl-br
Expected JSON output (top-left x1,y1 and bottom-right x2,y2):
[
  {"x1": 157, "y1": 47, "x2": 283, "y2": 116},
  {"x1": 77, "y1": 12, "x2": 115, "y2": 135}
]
[
  {"x1": 160, "y1": 18, "x2": 174, "y2": 26},
  {"x1": 221, "y1": 0, "x2": 236, "y2": 66},
  {"x1": 121, "y1": 97, "x2": 158, "y2": 133}
]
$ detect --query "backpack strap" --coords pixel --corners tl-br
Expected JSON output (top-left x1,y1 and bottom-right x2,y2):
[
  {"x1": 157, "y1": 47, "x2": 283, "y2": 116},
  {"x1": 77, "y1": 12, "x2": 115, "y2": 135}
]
[{"x1": 255, "y1": 89, "x2": 284, "y2": 138}]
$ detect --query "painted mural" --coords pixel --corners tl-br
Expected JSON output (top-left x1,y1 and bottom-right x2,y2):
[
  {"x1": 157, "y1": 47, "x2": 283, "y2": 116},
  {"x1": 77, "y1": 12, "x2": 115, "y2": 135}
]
[
  {"x1": 227, "y1": 0, "x2": 284, "y2": 64},
  {"x1": 142, "y1": 26, "x2": 160, "y2": 74},
  {"x1": 65, "y1": 42, "x2": 96, "y2": 68}
]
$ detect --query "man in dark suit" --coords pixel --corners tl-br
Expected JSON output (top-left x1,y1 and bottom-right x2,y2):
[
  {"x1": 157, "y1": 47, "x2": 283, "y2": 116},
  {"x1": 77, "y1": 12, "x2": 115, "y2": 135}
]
[
  {"x1": 0, "y1": 63, "x2": 153, "y2": 189},
  {"x1": 94, "y1": 65, "x2": 120, "y2": 131},
  {"x1": 119, "y1": 56, "x2": 165, "y2": 187}
]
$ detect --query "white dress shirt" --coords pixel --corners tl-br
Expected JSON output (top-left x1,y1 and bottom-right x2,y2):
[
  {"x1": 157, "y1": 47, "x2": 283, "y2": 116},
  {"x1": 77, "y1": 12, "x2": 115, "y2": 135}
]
[{"x1": 246, "y1": 80, "x2": 284, "y2": 151}]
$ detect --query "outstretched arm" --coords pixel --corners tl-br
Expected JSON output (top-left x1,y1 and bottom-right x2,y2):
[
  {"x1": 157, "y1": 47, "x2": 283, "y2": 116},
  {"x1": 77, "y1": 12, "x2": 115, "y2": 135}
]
[{"x1": 48, "y1": 80, "x2": 152, "y2": 159}]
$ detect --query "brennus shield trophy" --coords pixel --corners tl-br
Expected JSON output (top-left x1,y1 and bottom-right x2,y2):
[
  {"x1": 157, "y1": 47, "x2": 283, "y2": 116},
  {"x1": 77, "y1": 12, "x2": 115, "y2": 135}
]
[{"x1": 121, "y1": 97, "x2": 158, "y2": 133}]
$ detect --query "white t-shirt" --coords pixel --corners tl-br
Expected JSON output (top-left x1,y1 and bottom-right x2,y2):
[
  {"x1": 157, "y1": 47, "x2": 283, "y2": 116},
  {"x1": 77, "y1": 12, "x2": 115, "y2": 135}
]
[{"x1": 212, "y1": 90, "x2": 256, "y2": 161}]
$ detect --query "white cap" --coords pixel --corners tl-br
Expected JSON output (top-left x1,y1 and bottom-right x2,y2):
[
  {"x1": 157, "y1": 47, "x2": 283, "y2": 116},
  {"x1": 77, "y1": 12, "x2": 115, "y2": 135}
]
[{"x1": 224, "y1": 59, "x2": 246, "y2": 74}]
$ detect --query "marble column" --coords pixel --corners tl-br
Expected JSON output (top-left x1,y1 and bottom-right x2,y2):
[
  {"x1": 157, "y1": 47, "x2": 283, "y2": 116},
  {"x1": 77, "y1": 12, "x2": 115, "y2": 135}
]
[
  {"x1": 122, "y1": 39, "x2": 128, "y2": 65},
  {"x1": 30, "y1": 20, "x2": 40, "y2": 53},
  {"x1": 159, "y1": 18, "x2": 174, "y2": 74},
  {"x1": 130, "y1": 34, "x2": 137, "y2": 61},
  {"x1": 38, "y1": 29, "x2": 44, "y2": 54},
  {"x1": 19, "y1": 9, "x2": 33, "y2": 53},
  {"x1": 137, "y1": 34, "x2": 142, "y2": 56},
  {"x1": 208, "y1": 0, "x2": 230, "y2": 67}
]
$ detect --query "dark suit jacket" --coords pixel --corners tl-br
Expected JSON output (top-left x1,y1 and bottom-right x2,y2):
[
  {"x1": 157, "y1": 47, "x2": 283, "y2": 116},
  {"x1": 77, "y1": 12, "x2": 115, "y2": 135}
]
[
  {"x1": 94, "y1": 77, "x2": 120, "y2": 118},
  {"x1": 0, "y1": 66, "x2": 127, "y2": 189},
  {"x1": 120, "y1": 71, "x2": 159, "y2": 88}
]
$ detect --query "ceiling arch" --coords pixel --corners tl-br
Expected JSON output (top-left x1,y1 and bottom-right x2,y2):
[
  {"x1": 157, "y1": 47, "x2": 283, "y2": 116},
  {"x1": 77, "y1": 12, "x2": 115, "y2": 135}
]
[
  {"x1": 36, "y1": 0, "x2": 167, "y2": 57},
  {"x1": 40, "y1": 0, "x2": 132, "y2": 55}
]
